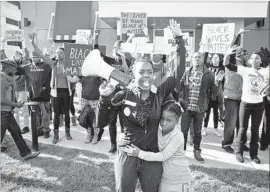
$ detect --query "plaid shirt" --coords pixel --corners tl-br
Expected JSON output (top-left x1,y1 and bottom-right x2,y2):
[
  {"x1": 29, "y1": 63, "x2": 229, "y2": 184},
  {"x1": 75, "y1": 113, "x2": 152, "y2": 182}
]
[{"x1": 187, "y1": 68, "x2": 203, "y2": 112}]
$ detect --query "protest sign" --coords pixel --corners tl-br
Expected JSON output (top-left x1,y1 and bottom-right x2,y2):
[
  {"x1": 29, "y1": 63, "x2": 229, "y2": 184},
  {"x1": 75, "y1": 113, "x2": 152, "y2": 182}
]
[
  {"x1": 164, "y1": 27, "x2": 174, "y2": 45},
  {"x1": 76, "y1": 29, "x2": 92, "y2": 44},
  {"x1": 5, "y1": 30, "x2": 23, "y2": 42},
  {"x1": 120, "y1": 12, "x2": 147, "y2": 35},
  {"x1": 199, "y1": 23, "x2": 235, "y2": 53},
  {"x1": 64, "y1": 43, "x2": 92, "y2": 76}
]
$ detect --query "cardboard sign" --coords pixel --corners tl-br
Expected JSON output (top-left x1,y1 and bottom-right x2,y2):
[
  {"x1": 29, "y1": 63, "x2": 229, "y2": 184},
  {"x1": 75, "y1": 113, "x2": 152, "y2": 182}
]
[
  {"x1": 76, "y1": 29, "x2": 92, "y2": 45},
  {"x1": 64, "y1": 43, "x2": 92, "y2": 76},
  {"x1": 120, "y1": 12, "x2": 147, "y2": 35},
  {"x1": 199, "y1": 23, "x2": 235, "y2": 53},
  {"x1": 5, "y1": 30, "x2": 23, "y2": 42}
]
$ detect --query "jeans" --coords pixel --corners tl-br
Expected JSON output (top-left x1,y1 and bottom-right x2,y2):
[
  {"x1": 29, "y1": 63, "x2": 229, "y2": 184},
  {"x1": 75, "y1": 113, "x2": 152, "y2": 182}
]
[
  {"x1": 181, "y1": 110, "x2": 205, "y2": 150},
  {"x1": 115, "y1": 150, "x2": 163, "y2": 192},
  {"x1": 52, "y1": 88, "x2": 70, "y2": 130},
  {"x1": 260, "y1": 96, "x2": 270, "y2": 147},
  {"x1": 15, "y1": 91, "x2": 29, "y2": 128},
  {"x1": 36, "y1": 101, "x2": 51, "y2": 133},
  {"x1": 235, "y1": 101, "x2": 264, "y2": 157},
  {"x1": 1, "y1": 111, "x2": 31, "y2": 157},
  {"x1": 222, "y1": 98, "x2": 241, "y2": 147},
  {"x1": 204, "y1": 98, "x2": 219, "y2": 129}
]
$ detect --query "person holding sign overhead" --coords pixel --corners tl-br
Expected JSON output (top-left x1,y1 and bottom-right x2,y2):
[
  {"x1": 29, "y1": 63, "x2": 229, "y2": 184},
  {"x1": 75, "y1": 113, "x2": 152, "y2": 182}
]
[
  {"x1": 28, "y1": 33, "x2": 80, "y2": 145},
  {"x1": 95, "y1": 20, "x2": 185, "y2": 192}
]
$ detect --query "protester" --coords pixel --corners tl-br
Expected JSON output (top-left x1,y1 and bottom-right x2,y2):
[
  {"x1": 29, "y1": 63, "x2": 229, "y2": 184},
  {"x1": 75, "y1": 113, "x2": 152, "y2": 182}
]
[
  {"x1": 123, "y1": 100, "x2": 191, "y2": 192},
  {"x1": 222, "y1": 29, "x2": 249, "y2": 153},
  {"x1": 79, "y1": 75, "x2": 104, "y2": 144},
  {"x1": 94, "y1": 19, "x2": 185, "y2": 192},
  {"x1": 179, "y1": 52, "x2": 217, "y2": 163},
  {"x1": 29, "y1": 33, "x2": 80, "y2": 144},
  {"x1": 1, "y1": 56, "x2": 40, "y2": 160},
  {"x1": 15, "y1": 50, "x2": 52, "y2": 138},
  {"x1": 202, "y1": 53, "x2": 224, "y2": 137},
  {"x1": 224, "y1": 45, "x2": 269, "y2": 164},
  {"x1": 11, "y1": 50, "x2": 30, "y2": 134},
  {"x1": 93, "y1": 30, "x2": 131, "y2": 152}
]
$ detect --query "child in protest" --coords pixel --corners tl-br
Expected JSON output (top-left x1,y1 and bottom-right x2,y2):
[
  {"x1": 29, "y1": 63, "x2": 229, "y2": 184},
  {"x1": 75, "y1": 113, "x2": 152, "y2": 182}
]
[{"x1": 122, "y1": 100, "x2": 191, "y2": 192}]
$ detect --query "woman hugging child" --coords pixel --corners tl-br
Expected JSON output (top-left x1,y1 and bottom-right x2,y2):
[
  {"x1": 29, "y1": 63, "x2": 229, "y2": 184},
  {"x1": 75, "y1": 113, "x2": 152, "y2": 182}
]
[{"x1": 123, "y1": 100, "x2": 191, "y2": 192}]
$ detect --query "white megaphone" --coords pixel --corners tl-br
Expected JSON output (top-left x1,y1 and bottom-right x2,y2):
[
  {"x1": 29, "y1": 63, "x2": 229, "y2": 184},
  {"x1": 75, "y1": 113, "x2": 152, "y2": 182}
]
[{"x1": 82, "y1": 49, "x2": 133, "y2": 87}]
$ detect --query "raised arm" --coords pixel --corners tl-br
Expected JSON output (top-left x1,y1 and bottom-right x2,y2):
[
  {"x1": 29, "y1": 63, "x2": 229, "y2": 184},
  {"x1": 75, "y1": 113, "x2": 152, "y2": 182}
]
[{"x1": 29, "y1": 33, "x2": 55, "y2": 67}]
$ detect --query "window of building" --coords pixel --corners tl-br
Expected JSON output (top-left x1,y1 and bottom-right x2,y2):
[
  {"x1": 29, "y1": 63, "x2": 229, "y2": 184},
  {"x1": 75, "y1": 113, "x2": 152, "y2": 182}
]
[
  {"x1": 7, "y1": 1, "x2": 21, "y2": 9},
  {"x1": 6, "y1": 18, "x2": 19, "y2": 26}
]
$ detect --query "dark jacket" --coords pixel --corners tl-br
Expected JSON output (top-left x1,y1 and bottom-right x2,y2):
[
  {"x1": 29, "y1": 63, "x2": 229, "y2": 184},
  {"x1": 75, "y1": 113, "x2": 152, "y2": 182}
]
[
  {"x1": 178, "y1": 66, "x2": 217, "y2": 112},
  {"x1": 97, "y1": 76, "x2": 180, "y2": 152},
  {"x1": 17, "y1": 62, "x2": 52, "y2": 101},
  {"x1": 80, "y1": 76, "x2": 102, "y2": 101}
]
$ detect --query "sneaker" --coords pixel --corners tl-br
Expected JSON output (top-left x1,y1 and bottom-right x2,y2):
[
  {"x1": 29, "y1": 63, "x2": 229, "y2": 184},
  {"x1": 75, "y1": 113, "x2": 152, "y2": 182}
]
[
  {"x1": 1, "y1": 146, "x2": 8, "y2": 153},
  {"x1": 243, "y1": 145, "x2": 249, "y2": 152},
  {"x1": 21, "y1": 126, "x2": 30, "y2": 134},
  {"x1": 222, "y1": 146, "x2": 234, "y2": 154},
  {"x1": 214, "y1": 129, "x2": 222, "y2": 137},
  {"x1": 23, "y1": 152, "x2": 40, "y2": 160},
  {"x1": 108, "y1": 145, "x2": 117, "y2": 153},
  {"x1": 236, "y1": 153, "x2": 244, "y2": 163},
  {"x1": 194, "y1": 150, "x2": 204, "y2": 163},
  {"x1": 251, "y1": 156, "x2": 261, "y2": 164},
  {"x1": 201, "y1": 128, "x2": 207, "y2": 136}
]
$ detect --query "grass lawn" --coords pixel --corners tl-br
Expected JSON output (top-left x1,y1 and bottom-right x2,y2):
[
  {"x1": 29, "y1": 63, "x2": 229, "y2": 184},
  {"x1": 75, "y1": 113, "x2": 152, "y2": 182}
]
[{"x1": 1, "y1": 136, "x2": 269, "y2": 192}]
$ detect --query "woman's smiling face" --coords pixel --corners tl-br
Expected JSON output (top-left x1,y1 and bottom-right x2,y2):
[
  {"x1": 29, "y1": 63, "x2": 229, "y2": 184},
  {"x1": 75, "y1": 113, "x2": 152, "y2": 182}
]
[{"x1": 133, "y1": 61, "x2": 154, "y2": 90}]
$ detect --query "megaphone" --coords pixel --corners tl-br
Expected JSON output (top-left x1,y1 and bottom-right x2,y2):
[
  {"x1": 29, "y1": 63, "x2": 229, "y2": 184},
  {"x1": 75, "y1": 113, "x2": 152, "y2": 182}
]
[{"x1": 82, "y1": 49, "x2": 133, "y2": 86}]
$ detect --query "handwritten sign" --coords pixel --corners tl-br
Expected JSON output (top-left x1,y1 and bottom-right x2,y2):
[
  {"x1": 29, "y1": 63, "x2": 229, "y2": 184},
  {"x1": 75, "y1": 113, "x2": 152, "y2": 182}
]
[
  {"x1": 199, "y1": 23, "x2": 235, "y2": 53},
  {"x1": 5, "y1": 30, "x2": 23, "y2": 42},
  {"x1": 76, "y1": 29, "x2": 92, "y2": 45},
  {"x1": 120, "y1": 12, "x2": 147, "y2": 35},
  {"x1": 64, "y1": 43, "x2": 92, "y2": 76}
]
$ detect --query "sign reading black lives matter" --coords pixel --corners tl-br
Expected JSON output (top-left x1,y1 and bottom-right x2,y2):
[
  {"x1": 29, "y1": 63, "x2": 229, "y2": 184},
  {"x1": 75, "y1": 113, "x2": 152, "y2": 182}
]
[
  {"x1": 199, "y1": 23, "x2": 235, "y2": 54},
  {"x1": 64, "y1": 43, "x2": 107, "y2": 76},
  {"x1": 120, "y1": 12, "x2": 147, "y2": 35},
  {"x1": 64, "y1": 43, "x2": 92, "y2": 76}
]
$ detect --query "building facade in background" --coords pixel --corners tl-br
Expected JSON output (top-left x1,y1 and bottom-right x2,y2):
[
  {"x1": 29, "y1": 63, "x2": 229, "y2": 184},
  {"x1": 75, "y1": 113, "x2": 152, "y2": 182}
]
[
  {"x1": 0, "y1": 1, "x2": 22, "y2": 57},
  {"x1": 20, "y1": 1, "x2": 269, "y2": 58}
]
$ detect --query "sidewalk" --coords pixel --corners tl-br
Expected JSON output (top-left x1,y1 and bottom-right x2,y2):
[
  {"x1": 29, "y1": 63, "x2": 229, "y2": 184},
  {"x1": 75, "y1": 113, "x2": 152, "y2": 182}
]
[{"x1": 21, "y1": 117, "x2": 269, "y2": 172}]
